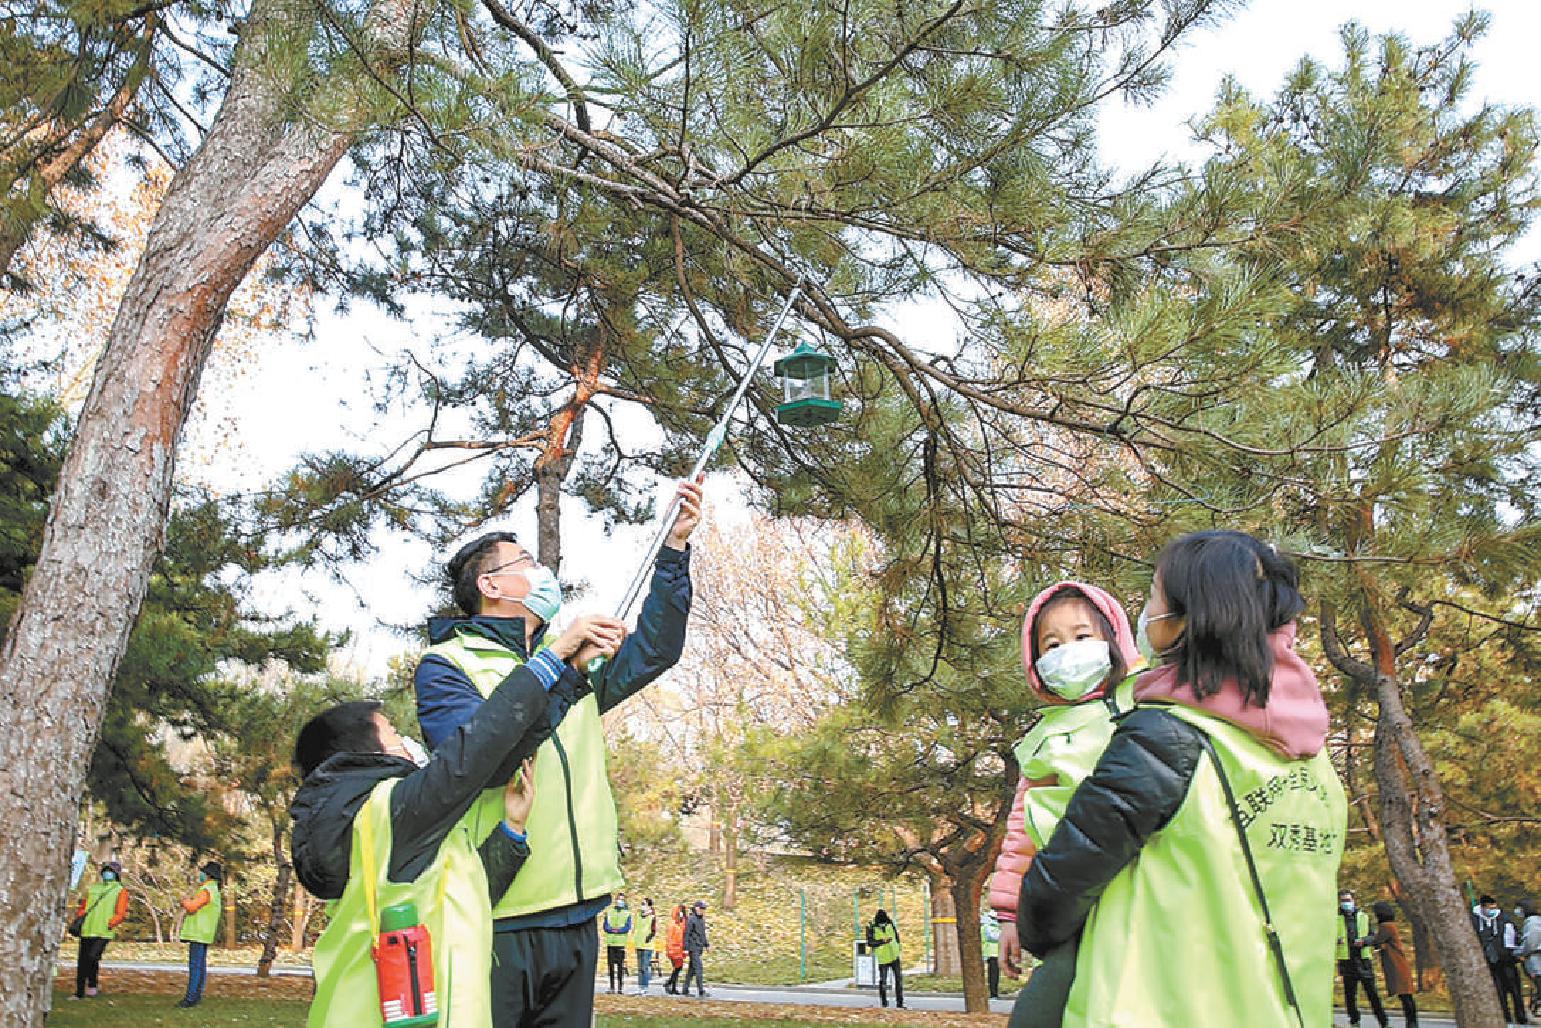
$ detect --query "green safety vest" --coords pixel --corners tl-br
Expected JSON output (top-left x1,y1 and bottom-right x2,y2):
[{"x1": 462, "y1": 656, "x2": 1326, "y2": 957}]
[
  {"x1": 1336, "y1": 908, "x2": 1372, "y2": 962},
  {"x1": 80, "y1": 882, "x2": 122, "y2": 940},
  {"x1": 982, "y1": 918, "x2": 1001, "y2": 960},
  {"x1": 307, "y1": 779, "x2": 492, "y2": 1028},
  {"x1": 424, "y1": 630, "x2": 623, "y2": 919},
  {"x1": 871, "y1": 923, "x2": 900, "y2": 966},
  {"x1": 631, "y1": 912, "x2": 656, "y2": 950},
  {"x1": 1015, "y1": 676, "x2": 1137, "y2": 850},
  {"x1": 1064, "y1": 705, "x2": 1346, "y2": 1027},
  {"x1": 182, "y1": 882, "x2": 222, "y2": 944}
]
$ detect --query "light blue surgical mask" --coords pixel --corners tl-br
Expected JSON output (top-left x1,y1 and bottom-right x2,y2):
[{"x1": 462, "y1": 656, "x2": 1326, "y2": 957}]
[
  {"x1": 1135, "y1": 607, "x2": 1181, "y2": 663},
  {"x1": 1034, "y1": 639, "x2": 1112, "y2": 700},
  {"x1": 518, "y1": 565, "x2": 563, "y2": 624},
  {"x1": 1340, "y1": 901, "x2": 1355, "y2": 913},
  {"x1": 102, "y1": 871, "x2": 117, "y2": 882}
]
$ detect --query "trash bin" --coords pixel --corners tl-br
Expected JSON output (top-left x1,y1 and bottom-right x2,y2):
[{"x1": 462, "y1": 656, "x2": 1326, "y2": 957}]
[{"x1": 853, "y1": 940, "x2": 877, "y2": 987}]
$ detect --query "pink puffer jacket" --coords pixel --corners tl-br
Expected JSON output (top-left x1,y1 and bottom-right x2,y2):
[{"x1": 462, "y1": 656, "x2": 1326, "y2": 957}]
[{"x1": 989, "y1": 580, "x2": 1138, "y2": 922}]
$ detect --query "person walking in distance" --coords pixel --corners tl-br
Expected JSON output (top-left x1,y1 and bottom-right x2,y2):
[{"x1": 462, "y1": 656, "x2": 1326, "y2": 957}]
[
  {"x1": 982, "y1": 908, "x2": 1002, "y2": 1000},
  {"x1": 71, "y1": 861, "x2": 128, "y2": 1000},
  {"x1": 602, "y1": 893, "x2": 632, "y2": 994},
  {"x1": 869, "y1": 909, "x2": 904, "y2": 1009},
  {"x1": 1474, "y1": 893, "x2": 1529, "y2": 1024},
  {"x1": 1370, "y1": 901, "x2": 1417, "y2": 1027},
  {"x1": 1339, "y1": 890, "x2": 1391, "y2": 1028},
  {"x1": 664, "y1": 903, "x2": 688, "y2": 994},
  {"x1": 176, "y1": 862, "x2": 223, "y2": 1008},
  {"x1": 631, "y1": 897, "x2": 657, "y2": 995},
  {"x1": 684, "y1": 900, "x2": 711, "y2": 997}
]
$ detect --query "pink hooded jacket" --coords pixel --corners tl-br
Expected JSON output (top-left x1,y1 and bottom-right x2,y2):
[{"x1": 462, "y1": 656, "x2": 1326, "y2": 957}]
[
  {"x1": 989, "y1": 581, "x2": 1139, "y2": 924},
  {"x1": 1133, "y1": 621, "x2": 1329, "y2": 759}
]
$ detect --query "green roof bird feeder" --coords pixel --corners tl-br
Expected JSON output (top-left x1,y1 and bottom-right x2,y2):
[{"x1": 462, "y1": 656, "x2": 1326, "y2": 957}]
[{"x1": 774, "y1": 341, "x2": 843, "y2": 427}]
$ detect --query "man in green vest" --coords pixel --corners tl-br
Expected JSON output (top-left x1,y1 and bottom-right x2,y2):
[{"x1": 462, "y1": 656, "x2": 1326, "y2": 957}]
[
  {"x1": 176, "y1": 861, "x2": 223, "y2": 1008},
  {"x1": 1337, "y1": 889, "x2": 1390, "y2": 1027},
  {"x1": 415, "y1": 477, "x2": 703, "y2": 1027},
  {"x1": 868, "y1": 909, "x2": 904, "y2": 1009},
  {"x1": 982, "y1": 908, "x2": 1002, "y2": 1000},
  {"x1": 602, "y1": 893, "x2": 632, "y2": 993},
  {"x1": 293, "y1": 614, "x2": 619, "y2": 1027},
  {"x1": 71, "y1": 861, "x2": 128, "y2": 999},
  {"x1": 631, "y1": 897, "x2": 657, "y2": 994}
]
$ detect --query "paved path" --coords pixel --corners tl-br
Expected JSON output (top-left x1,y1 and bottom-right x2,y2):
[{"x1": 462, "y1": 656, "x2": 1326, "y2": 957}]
[{"x1": 81, "y1": 963, "x2": 1483, "y2": 1024}]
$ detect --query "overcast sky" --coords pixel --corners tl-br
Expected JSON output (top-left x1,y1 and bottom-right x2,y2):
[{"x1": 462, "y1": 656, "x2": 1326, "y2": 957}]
[{"x1": 213, "y1": 0, "x2": 1541, "y2": 677}]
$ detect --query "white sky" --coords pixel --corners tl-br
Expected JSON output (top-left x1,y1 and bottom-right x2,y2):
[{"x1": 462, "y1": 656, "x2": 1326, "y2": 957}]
[{"x1": 207, "y1": 0, "x2": 1541, "y2": 676}]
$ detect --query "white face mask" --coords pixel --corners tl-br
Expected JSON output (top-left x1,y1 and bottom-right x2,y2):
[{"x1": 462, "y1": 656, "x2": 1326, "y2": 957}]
[
  {"x1": 1034, "y1": 639, "x2": 1112, "y2": 700},
  {"x1": 1135, "y1": 607, "x2": 1181, "y2": 663}
]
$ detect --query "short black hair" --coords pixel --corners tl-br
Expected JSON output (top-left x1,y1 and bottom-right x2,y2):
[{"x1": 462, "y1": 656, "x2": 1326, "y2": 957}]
[
  {"x1": 1028, "y1": 586, "x2": 1128, "y2": 692},
  {"x1": 1156, "y1": 530, "x2": 1305, "y2": 707},
  {"x1": 447, "y1": 531, "x2": 520, "y2": 616},
  {"x1": 293, "y1": 700, "x2": 385, "y2": 779},
  {"x1": 201, "y1": 861, "x2": 223, "y2": 884},
  {"x1": 1373, "y1": 901, "x2": 1396, "y2": 922},
  {"x1": 1480, "y1": 894, "x2": 1497, "y2": 906}
]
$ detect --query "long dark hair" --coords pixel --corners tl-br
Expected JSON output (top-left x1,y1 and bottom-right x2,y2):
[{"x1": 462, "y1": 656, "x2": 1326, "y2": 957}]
[{"x1": 1156, "y1": 530, "x2": 1304, "y2": 707}]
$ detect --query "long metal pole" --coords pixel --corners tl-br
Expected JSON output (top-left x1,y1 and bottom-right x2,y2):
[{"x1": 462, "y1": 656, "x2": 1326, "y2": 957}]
[{"x1": 613, "y1": 280, "x2": 805, "y2": 620}]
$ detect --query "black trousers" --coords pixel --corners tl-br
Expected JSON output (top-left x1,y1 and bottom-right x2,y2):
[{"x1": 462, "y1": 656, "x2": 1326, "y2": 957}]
[
  {"x1": 665, "y1": 961, "x2": 683, "y2": 993},
  {"x1": 490, "y1": 920, "x2": 599, "y2": 1028},
  {"x1": 1491, "y1": 961, "x2": 1528, "y2": 1023},
  {"x1": 75, "y1": 937, "x2": 109, "y2": 997},
  {"x1": 685, "y1": 951, "x2": 706, "y2": 995},
  {"x1": 1341, "y1": 961, "x2": 1388, "y2": 1026},
  {"x1": 987, "y1": 955, "x2": 1000, "y2": 999},
  {"x1": 879, "y1": 960, "x2": 904, "y2": 1008},
  {"x1": 605, "y1": 945, "x2": 627, "y2": 991},
  {"x1": 1396, "y1": 993, "x2": 1418, "y2": 1026}
]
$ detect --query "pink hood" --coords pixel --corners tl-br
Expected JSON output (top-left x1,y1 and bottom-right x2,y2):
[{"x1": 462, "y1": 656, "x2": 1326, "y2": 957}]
[
  {"x1": 1021, "y1": 581, "x2": 1140, "y2": 703},
  {"x1": 1133, "y1": 622, "x2": 1329, "y2": 759}
]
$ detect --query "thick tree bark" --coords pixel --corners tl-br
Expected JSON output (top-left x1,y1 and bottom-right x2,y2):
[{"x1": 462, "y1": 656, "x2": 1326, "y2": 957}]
[
  {"x1": 258, "y1": 821, "x2": 291, "y2": 977},
  {"x1": 289, "y1": 881, "x2": 312, "y2": 952},
  {"x1": 0, "y1": 0, "x2": 416, "y2": 1019},
  {"x1": 533, "y1": 405, "x2": 584, "y2": 573},
  {"x1": 948, "y1": 871, "x2": 991, "y2": 1013},
  {"x1": 1322, "y1": 606, "x2": 1505, "y2": 1027},
  {"x1": 929, "y1": 878, "x2": 960, "y2": 977}
]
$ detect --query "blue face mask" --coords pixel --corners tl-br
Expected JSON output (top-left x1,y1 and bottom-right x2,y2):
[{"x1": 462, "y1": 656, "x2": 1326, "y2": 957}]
[
  {"x1": 102, "y1": 871, "x2": 117, "y2": 882},
  {"x1": 518, "y1": 565, "x2": 563, "y2": 624},
  {"x1": 1341, "y1": 901, "x2": 1355, "y2": 913}
]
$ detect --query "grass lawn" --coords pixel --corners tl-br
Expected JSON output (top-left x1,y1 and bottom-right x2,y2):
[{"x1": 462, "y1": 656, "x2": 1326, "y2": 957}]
[{"x1": 46, "y1": 993, "x2": 969, "y2": 1027}]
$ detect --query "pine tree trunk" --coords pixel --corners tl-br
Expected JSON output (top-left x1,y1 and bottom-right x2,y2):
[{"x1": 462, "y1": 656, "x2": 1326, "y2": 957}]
[
  {"x1": 535, "y1": 464, "x2": 564, "y2": 573},
  {"x1": 289, "y1": 882, "x2": 311, "y2": 952},
  {"x1": 721, "y1": 803, "x2": 738, "y2": 911},
  {"x1": 0, "y1": 0, "x2": 416, "y2": 1018},
  {"x1": 258, "y1": 822, "x2": 291, "y2": 977},
  {"x1": 930, "y1": 879, "x2": 960, "y2": 977},
  {"x1": 948, "y1": 873, "x2": 991, "y2": 1013}
]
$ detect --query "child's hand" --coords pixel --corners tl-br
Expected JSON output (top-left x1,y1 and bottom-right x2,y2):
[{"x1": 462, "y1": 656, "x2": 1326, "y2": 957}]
[
  {"x1": 1001, "y1": 923, "x2": 1022, "y2": 978},
  {"x1": 503, "y1": 759, "x2": 537, "y2": 834}
]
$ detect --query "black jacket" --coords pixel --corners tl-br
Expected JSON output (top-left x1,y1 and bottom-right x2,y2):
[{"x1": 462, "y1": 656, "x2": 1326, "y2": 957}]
[
  {"x1": 685, "y1": 911, "x2": 709, "y2": 954},
  {"x1": 1017, "y1": 707, "x2": 1206, "y2": 957},
  {"x1": 291, "y1": 661, "x2": 574, "y2": 902}
]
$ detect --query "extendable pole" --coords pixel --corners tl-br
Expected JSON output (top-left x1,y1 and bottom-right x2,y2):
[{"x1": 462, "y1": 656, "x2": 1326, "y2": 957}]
[{"x1": 613, "y1": 280, "x2": 805, "y2": 620}]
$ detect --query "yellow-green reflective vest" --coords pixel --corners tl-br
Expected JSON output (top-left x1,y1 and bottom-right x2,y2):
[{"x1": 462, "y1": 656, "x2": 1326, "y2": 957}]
[
  {"x1": 1015, "y1": 676, "x2": 1137, "y2": 850},
  {"x1": 182, "y1": 882, "x2": 222, "y2": 944},
  {"x1": 631, "y1": 912, "x2": 656, "y2": 950},
  {"x1": 871, "y1": 923, "x2": 900, "y2": 965},
  {"x1": 1336, "y1": 908, "x2": 1373, "y2": 961},
  {"x1": 307, "y1": 780, "x2": 492, "y2": 1028},
  {"x1": 424, "y1": 630, "x2": 623, "y2": 919},
  {"x1": 982, "y1": 918, "x2": 1000, "y2": 960},
  {"x1": 80, "y1": 882, "x2": 122, "y2": 940},
  {"x1": 1065, "y1": 705, "x2": 1346, "y2": 1027}
]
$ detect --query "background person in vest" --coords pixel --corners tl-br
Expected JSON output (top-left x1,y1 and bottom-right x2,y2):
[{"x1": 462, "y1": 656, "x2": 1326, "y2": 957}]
[
  {"x1": 664, "y1": 903, "x2": 688, "y2": 994},
  {"x1": 1016, "y1": 531, "x2": 1347, "y2": 1027},
  {"x1": 414, "y1": 477, "x2": 702, "y2": 1027},
  {"x1": 1473, "y1": 893, "x2": 1530, "y2": 1024},
  {"x1": 71, "y1": 861, "x2": 128, "y2": 999},
  {"x1": 868, "y1": 909, "x2": 903, "y2": 1008},
  {"x1": 293, "y1": 615, "x2": 616, "y2": 1028},
  {"x1": 981, "y1": 908, "x2": 1002, "y2": 1000},
  {"x1": 631, "y1": 897, "x2": 657, "y2": 994},
  {"x1": 1370, "y1": 901, "x2": 1417, "y2": 1027},
  {"x1": 176, "y1": 861, "x2": 223, "y2": 1009},
  {"x1": 1516, "y1": 899, "x2": 1541, "y2": 1019},
  {"x1": 685, "y1": 899, "x2": 711, "y2": 997},
  {"x1": 602, "y1": 893, "x2": 632, "y2": 993},
  {"x1": 1338, "y1": 890, "x2": 1390, "y2": 1028}
]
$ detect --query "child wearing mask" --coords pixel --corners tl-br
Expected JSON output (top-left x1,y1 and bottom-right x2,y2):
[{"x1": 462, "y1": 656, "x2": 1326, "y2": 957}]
[{"x1": 988, "y1": 581, "x2": 1141, "y2": 1028}]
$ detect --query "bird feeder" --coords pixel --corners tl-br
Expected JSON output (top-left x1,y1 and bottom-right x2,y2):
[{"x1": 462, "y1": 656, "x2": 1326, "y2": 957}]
[{"x1": 773, "y1": 341, "x2": 843, "y2": 427}]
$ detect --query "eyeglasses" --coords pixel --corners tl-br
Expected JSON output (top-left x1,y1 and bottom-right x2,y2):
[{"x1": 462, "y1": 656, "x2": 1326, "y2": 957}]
[{"x1": 481, "y1": 554, "x2": 536, "y2": 577}]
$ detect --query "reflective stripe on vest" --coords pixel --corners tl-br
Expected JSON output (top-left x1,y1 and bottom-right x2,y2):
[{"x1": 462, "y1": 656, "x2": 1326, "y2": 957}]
[
  {"x1": 1065, "y1": 705, "x2": 1347, "y2": 1028},
  {"x1": 81, "y1": 882, "x2": 122, "y2": 940},
  {"x1": 307, "y1": 780, "x2": 492, "y2": 1027},
  {"x1": 182, "y1": 883, "x2": 222, "y2": 944},
  {"x1": 424, "y1": 632, "x2": 623, "y2": 919}
]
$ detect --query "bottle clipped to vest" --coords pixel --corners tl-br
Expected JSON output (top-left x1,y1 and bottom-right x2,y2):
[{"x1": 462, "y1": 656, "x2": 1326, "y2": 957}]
[{"x1": 374, "y1": 902, "x2": 438, "y2": 1026}]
